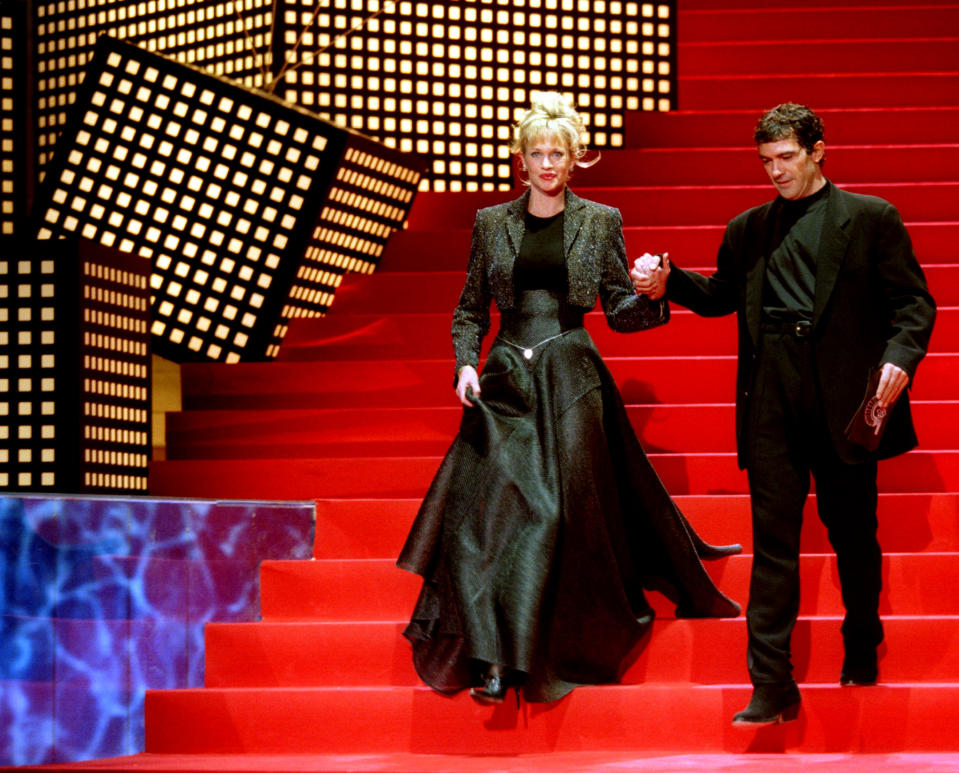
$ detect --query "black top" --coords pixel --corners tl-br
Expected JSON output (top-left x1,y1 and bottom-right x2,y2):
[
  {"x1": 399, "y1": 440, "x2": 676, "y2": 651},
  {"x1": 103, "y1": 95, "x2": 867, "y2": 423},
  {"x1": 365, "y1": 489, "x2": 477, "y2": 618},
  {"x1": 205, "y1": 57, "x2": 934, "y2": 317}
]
[
  {"x1": 515, "y1": 211, "x2": 567, "y2": 294},
  {"x1": 762, "y1": 181, "x2": 831, "y2": 321}
]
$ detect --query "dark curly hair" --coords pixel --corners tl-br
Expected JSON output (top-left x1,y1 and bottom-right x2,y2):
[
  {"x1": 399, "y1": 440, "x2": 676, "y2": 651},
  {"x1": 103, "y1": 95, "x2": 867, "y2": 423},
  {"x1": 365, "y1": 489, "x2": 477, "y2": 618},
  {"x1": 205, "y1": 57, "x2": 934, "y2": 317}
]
[{"x1": 754, "y1": 103, "x2": 825, "y2": 166}]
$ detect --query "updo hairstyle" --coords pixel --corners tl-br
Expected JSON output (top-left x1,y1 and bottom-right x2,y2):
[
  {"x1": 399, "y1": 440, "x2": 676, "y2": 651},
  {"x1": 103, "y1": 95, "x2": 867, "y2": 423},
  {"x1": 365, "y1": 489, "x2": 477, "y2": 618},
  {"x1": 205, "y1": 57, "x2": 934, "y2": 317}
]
[{"x1": 510, "y1": 92, "x2": 595, "y2": 169}]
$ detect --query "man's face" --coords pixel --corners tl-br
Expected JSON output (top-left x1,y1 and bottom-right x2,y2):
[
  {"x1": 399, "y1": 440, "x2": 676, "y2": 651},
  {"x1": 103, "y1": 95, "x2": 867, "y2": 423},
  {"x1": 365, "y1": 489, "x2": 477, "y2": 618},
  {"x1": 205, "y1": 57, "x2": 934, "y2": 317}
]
[{"x1": 757, "y1": 136, "x2": 825, "y2": 200}]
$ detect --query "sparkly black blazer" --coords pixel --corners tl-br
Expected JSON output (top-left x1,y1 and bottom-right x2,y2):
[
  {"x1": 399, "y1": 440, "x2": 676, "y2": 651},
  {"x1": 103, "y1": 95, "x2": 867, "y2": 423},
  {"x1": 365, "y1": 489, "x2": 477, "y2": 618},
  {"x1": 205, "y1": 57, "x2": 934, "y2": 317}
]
[{"x1": 452, "y1": 188, "x2": 669, "y2": 371}]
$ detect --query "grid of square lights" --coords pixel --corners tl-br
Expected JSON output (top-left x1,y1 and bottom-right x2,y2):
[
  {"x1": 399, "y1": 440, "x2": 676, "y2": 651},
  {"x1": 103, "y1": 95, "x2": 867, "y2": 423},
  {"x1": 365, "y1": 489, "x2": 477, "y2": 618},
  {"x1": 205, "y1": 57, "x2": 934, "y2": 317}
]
[
  {"x1": 0, "y1": 257, "x2": 58, "y2": 490},
  {"x1": 32, "y1": 0, "x2": 274, "y2": 174},
  {"x1": 80, "y1": 254, "x2": 151, "y2": 492},
  {"x1": 1, "y1": 8, "x2": 19, "y2": 235},
  {"x1": 313, "y1": 146, "x2": 422, "y2": 277},
  {"x1": 0, "y1": 248, "x2": 150, "y2": 493},
  {"x1": 277, "y1": 0, "x2": 675, "y2": 191},
  {"x1": 36, "y1": 41, "x2": 338, "y2": 363},
  {"x1": 269, "y1": 143, "x2": 423, "y2": 356}
]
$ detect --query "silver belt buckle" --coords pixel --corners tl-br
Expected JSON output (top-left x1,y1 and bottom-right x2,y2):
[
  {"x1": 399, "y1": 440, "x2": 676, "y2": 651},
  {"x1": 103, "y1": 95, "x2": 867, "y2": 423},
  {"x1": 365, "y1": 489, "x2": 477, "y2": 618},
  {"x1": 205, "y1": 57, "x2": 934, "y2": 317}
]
[{"x1": 793, "y1": 321, "x2": 812, "y2": 338}]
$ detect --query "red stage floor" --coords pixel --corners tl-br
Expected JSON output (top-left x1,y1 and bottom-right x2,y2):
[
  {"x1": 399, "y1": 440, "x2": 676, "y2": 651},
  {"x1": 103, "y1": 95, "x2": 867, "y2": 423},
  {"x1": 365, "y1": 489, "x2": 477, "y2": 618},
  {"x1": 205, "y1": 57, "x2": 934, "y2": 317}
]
[{"x1": 9, "y1": 751, "x2": 959, "y2": 772}]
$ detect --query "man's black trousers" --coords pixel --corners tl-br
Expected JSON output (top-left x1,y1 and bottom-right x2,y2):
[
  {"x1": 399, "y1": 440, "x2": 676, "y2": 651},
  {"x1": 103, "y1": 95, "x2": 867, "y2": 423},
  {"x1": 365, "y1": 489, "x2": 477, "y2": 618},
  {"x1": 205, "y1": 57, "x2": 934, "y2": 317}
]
[{"x1": 744, "y1": 327, "x2": 884, "y2": 686}]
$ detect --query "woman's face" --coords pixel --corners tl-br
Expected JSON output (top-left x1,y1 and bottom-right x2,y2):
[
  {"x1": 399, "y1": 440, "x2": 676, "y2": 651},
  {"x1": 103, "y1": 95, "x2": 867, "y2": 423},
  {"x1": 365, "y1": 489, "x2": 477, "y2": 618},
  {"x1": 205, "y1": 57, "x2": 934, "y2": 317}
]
[{"x1": 521, "y1": 134, "x2": 574, "y2": 197}]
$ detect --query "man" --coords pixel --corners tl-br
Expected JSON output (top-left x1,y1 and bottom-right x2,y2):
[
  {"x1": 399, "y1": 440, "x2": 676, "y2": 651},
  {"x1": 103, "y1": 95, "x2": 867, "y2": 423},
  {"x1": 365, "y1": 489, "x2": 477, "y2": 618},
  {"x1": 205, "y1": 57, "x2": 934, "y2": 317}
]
[{"x1": 632, "y1": 103, "x2": 936, "y2": 726}]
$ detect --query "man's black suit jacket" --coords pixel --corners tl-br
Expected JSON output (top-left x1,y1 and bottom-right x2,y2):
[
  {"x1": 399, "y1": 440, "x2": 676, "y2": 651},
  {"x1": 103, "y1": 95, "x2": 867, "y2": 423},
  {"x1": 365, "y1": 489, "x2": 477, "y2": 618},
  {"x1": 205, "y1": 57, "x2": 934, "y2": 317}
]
[{"x1": 667, "y1": 182, "x2": 937, "y2": 468}]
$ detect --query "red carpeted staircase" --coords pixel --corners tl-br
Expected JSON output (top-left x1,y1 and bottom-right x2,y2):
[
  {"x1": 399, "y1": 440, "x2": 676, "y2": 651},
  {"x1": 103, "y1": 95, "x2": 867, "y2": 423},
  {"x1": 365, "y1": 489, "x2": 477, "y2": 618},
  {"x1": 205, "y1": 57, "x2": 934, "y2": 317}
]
[{"x1": 140, "y1": 0, "x2": 959, "y2": 768}]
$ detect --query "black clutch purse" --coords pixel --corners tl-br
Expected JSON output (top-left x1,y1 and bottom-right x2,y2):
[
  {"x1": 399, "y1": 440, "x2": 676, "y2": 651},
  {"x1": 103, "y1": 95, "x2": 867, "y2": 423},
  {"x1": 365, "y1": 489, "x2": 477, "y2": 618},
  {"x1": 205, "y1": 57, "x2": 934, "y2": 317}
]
[{"x1": 844, "y1": 368, "x2": 892, "y2": 452}]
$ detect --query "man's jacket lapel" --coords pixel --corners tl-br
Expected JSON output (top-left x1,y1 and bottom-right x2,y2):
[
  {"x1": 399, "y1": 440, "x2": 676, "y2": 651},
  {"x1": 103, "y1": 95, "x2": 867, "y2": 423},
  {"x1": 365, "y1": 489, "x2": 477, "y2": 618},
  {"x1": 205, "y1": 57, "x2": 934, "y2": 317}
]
[{"x1": 813, "y1": 187, "x2": 851, "y2": 328}]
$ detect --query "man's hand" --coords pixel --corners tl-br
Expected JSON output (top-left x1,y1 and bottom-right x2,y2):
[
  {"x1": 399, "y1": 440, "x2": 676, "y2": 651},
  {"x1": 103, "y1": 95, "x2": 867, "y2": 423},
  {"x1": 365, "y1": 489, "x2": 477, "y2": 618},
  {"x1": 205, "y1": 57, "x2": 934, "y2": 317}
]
[
  {"x1": 631, "y1": 253, "x2": 671, "y2": 301},
  {"x1": 875, "y1": 361, "x2": 910, "y2": 410},
  {"x1": 455, "y1": 365, "x2": 481, "y2": 407}
]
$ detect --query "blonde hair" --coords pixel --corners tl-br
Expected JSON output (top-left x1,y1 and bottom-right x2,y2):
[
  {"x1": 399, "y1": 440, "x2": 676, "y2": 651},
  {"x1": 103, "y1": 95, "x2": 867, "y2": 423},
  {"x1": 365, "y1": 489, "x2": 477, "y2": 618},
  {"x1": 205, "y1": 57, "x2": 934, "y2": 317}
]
[{"x1": 510, "y1": 92, "x2": 595, "y2": 168}]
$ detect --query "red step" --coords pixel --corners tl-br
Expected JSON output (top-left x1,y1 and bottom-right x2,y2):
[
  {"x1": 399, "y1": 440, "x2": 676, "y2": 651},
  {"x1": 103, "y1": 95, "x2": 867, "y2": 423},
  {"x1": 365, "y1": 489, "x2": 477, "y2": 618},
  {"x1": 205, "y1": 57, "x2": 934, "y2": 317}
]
[
  {"x1": 625, "y1": 107, "x2": 959, "y2": 149},
  {"x1": 310, "y1": 493, "x2": 959, "y2": 560},
  {"x1": 164, "y1": 401, "x2": 959, "y2": 459},
  {"x1": 319, "y1": 264, "x2": 958, "y2": 314},
  {"x1": 180, "y1": 355, "x2": 741, "y2": 410},
  {"x1": 679, "y1": 6, "x2": 959, "y2": 42},
  {"x1": 203, "y1": 616, "x2": 959, "y2": 688},
  {"x1": 273, "y1": 307, "x2": 957, "y2": 361},
  {"x1": 378, "y1": 227, "x2": 726, "y2": 273},
  {"x1": 677, "y1": 72, "x2": 959, "y2": 111},
  {"x1": 144, "y1": 683, "x2": 959, "y2": 755},
  {"x1": 180, "y1": 352, "x2": 959, "y2": 412},
  {"x1": 573, "y1": 145, "x2": 959, "y2": 187},
  {"x1": 149, "y1": 449, "x2": 956, "y2": 500},
  {"x1": 680, "y1": 39, "x2": 959, "y2": 77},
  {"x1": 380, "y1": 222, "x2": 959, "y2": 272},
  {"x1": 256, "y1": 553, "x2": 959, "y2": 622},
  {"x1": 161, "y1": 404, "x2": 734, "y2": 458},
  {"x1": 276, "y1": 311, "x2": 740, "y2": 361},
  {"x1": 406, "y1": 183, "x2": 959, "y2": 229}
]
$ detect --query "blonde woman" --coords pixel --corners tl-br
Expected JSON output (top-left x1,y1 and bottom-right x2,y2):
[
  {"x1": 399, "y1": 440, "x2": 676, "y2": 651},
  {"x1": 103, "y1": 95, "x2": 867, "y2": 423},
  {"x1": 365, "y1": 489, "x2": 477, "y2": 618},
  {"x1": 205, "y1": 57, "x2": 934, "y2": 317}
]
[{"x1": 398, "y1": 92, "x2": 740, "y2": 705}]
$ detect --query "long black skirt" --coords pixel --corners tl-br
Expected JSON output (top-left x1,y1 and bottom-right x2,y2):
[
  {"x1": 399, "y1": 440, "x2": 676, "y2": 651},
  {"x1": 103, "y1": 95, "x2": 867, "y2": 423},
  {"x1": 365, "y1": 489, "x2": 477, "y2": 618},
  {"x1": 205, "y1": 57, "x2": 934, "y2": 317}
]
[{"x1": 397, "y1": 292, "x2": 740, "y2": 702}]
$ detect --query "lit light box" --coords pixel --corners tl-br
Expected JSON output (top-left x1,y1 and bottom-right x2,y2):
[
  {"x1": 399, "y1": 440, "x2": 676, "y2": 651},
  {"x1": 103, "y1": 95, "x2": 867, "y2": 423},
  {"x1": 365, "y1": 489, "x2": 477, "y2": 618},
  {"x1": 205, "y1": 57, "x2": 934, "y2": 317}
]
[
  {"x1": 7, "y1": 1, "x2": 677, "y2": 209},
  {"x1": 1, "y1": 1, "x2": 27, "y2": 237},
  {"x1": 0, "y1": 237, "x2": 151, "y2": 494},
  {"x1": 33, "y1": 36, "x2": 425, "y2": 362},
  {"x1": 30, "y1": 0, "x2": 275, "y2": 175},
  {"x1": 274, "y1": 0, "x2": 677, "y2": 191}
]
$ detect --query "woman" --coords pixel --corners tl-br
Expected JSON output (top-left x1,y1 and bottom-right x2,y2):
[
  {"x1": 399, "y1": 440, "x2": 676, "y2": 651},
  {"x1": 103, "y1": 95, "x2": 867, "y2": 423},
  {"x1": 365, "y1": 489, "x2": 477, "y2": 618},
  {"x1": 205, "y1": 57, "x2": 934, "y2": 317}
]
[{"x1": 397, "y1": 92, "x2": 740, "y2": 705}]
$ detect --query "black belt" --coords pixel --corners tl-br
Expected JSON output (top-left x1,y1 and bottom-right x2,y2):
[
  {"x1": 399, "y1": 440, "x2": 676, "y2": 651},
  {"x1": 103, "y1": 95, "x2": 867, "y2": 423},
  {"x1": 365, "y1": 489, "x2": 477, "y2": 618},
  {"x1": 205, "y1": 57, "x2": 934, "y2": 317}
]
[{"x1": 760, "y1": 318, "x2": 813, "y2": 338}]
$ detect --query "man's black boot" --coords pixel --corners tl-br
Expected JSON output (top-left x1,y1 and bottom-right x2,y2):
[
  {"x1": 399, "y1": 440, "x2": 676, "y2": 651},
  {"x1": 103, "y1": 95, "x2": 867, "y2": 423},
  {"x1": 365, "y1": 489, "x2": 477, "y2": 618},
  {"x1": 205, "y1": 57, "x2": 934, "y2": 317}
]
[
  {"x1": 840, "y1": 646, "x2": 878, "y2": 686},
  {"x1": 732, "y1": 681, "x2": 801, "y2": 727}
]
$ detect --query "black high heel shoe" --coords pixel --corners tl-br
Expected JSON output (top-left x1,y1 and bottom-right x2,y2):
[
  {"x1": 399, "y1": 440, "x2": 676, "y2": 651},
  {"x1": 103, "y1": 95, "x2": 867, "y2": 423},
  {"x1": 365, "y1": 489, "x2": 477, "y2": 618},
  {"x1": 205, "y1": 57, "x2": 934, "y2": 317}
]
[
  {"x1": 676, "y1": 511, "x2": 742, "y2": 560},
  {"x1": 697, "y1": 541, "x2": 743, "y2": 560},
  {"x1": 469, "y1": 672, "x2": 508, "y2": 705}
]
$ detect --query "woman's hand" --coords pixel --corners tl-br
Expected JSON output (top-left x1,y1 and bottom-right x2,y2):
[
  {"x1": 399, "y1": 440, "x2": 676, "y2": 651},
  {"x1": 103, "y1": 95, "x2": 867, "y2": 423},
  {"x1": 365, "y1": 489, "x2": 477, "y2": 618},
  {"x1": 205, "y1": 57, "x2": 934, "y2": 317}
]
[
  {"x1": 456, "y1": 365, "x2": 481, "y2": 407},
  {"x1": 631, "y1": 252, "x2": 671, "y2": 301}
]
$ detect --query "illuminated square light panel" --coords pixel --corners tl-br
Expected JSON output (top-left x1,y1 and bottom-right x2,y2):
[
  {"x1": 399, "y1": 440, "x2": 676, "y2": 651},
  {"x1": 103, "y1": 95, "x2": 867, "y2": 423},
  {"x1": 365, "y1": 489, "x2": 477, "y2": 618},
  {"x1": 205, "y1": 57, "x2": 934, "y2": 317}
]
[
  {"x1": 276, "y1": 0, "x2": 677, "y2": 191},
  {"x1": 31, "y1": 0, "x2": 275, "y2": 175},
  {"x1": 8, "y1": 0, "x2": 676, "y2": 225},
  {"x1": 1, "y1": 1, "x2": 26, "y2": 237},
  {"x1": 0, "y1": 238, "x2": 151, "y2": 494},
  {"x1": 34, "y1": 36, "x2": 424, "y2": 363}
]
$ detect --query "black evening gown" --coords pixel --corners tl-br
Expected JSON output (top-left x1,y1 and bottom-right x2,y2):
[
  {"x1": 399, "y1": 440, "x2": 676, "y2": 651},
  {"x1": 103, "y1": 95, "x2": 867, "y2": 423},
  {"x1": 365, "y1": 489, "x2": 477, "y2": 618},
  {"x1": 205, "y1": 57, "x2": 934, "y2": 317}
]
[{"x1": 397, "y1": 286, "x2": 740, "y2": 703}]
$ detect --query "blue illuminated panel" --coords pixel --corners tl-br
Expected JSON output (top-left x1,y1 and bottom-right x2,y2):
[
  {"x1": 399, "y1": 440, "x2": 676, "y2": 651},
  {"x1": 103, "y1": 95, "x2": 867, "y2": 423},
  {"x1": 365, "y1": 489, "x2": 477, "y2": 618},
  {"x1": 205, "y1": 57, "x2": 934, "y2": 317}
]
[{"x1": 0, "y1": 494, "x2": 314, "y2": 766}]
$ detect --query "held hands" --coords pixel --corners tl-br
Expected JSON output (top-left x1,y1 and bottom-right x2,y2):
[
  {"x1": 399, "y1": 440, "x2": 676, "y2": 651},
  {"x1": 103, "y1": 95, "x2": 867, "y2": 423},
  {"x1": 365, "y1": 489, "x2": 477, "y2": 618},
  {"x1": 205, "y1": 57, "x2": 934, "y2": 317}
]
[
  {"x1": 456, "y1": 365, "x2": 481, "y2": 408},
  {"x1": 631, "y1": 252, "x2": 671, "y2": 301},
  {"x1": 875, "y1": 361, "x2": 909, "y2": 410}
]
